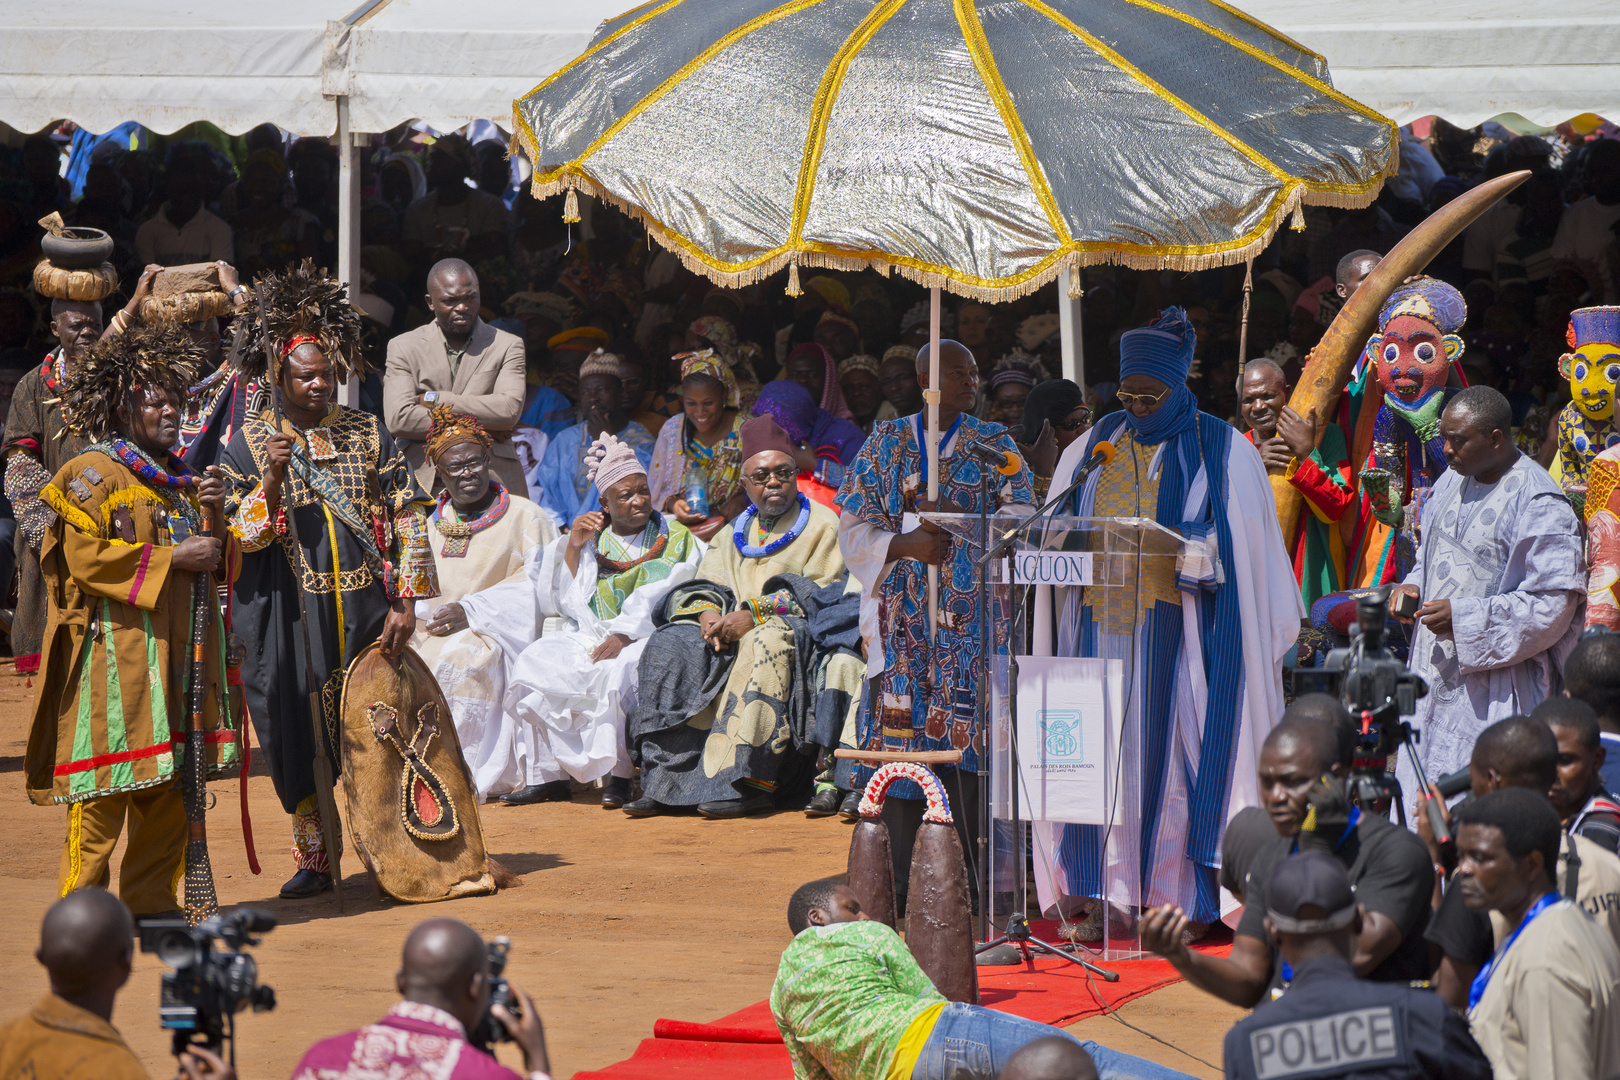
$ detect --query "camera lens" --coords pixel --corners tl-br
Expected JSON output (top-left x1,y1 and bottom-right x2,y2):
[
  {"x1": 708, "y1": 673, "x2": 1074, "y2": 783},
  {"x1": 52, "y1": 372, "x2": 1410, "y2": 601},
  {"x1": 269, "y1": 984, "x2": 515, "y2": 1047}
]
[{"x1": 155, "y1": 930, "x2": 203, "y2": 969}]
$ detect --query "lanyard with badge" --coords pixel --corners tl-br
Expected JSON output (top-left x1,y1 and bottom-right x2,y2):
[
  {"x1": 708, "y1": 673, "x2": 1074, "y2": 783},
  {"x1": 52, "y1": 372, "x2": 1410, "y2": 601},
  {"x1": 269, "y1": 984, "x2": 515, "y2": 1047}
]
[
  {"x1": 913, "y1": 412, "x2": 965, "y2": 491},
  {"x1": 1467, "y1": 892, "x2": 1561, "y2": 1011}
]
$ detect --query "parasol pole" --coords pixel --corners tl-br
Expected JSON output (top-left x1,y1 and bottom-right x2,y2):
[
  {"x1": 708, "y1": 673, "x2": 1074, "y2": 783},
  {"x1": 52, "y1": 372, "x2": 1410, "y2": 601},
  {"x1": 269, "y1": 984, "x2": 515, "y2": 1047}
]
[{"x1": 926, "y1": 287, "x2": 941, "y2": 637}]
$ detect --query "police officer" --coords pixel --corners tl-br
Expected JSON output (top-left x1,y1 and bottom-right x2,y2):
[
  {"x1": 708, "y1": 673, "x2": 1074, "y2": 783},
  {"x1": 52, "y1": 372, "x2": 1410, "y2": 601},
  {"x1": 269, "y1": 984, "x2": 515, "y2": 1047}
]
[{"x1": 1223, "y1": 853, "x2": 1490, "y2": 1080}]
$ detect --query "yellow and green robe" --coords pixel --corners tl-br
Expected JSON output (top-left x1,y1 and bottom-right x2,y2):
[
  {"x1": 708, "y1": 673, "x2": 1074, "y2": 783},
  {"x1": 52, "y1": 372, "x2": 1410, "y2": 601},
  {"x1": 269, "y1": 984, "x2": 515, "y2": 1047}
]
[
  {"x1": 25, "y1": 448, "x2": 240, "y2": 807},
  {"x1": 221, "y1": 405, "x2": 438, "y2": 843}
]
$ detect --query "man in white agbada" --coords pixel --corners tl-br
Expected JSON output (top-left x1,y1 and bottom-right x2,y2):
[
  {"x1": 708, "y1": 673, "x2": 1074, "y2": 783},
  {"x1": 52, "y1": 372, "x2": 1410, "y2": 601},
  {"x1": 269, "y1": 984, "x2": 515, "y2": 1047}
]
[
  {"x1": 1391, "y1": 386, "x2": 1585, "y2": 799},
  {"x1": 411, "y1": 405, "x2": 556, "y2": 801},
  {"x1": 1036, "y1": 308, "x2": 1302, "y2": 936},
  {"x1": 505, "y1": 431, "x2": 705, "y2": 808}
]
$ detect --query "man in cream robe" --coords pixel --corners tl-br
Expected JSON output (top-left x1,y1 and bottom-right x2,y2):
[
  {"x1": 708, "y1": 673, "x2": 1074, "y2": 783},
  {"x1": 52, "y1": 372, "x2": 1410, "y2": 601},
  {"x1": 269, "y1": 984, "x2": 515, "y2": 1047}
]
[
  {"x1": 1038, "y1": 309, "x2": 1301, "y2": 931},
  {"x1": 506, "y1": 433, "x2": 704, "y2": 808},
  {"x1": 411, "y1": 406, "x2": 556, "y2": 800},
  {"x1": 627, "y1": 416, "x2": 856, "y2": 819}
]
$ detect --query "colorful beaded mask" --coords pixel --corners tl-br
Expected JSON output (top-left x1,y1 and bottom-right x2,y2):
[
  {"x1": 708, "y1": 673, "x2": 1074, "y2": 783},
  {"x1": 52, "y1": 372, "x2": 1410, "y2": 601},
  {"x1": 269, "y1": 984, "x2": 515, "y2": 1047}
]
[
  {"x1": 1367, "y1": 280, "x2": 1465, "y2": 407},
  {"x1": 1562, "y1": 307, "x2": 1620, "y2": 422}
]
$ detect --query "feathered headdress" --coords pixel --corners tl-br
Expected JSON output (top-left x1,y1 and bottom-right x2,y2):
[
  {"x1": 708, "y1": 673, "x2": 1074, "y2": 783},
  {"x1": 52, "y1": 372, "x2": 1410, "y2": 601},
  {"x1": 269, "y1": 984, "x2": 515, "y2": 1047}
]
[
  {"x1": 227, "y1": 258, "x2": 364, "y2": 386},
  {"x1": 59, "y1": 325, "x2": 210, "y2": 441}
]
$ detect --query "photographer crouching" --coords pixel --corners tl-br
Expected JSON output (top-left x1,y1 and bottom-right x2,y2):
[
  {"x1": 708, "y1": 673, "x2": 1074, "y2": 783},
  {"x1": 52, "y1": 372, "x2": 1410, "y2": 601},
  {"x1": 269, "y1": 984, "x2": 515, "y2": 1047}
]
[
  {"x1": 291, "y1": 918, "x2": 551, "y2": 1080},
  {"x1": 0, "y1": 889, "x2": 233, "y2": 1080}
]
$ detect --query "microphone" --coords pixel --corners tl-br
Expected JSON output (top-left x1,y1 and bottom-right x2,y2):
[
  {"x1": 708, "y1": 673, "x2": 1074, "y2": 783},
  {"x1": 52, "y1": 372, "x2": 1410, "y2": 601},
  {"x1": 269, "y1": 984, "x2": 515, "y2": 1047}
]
[
  {"x1": 1434, "y1": 767, "x2": 1471, "y2": 800},
  {"x1": 1064, "y1": 440, "x2": 1117, "y2": 496},
  {"x1": 977, "y1": 439, "x2": 1116, "y2": 566},
  {"x1": 964, "y1": 438, "x2": 1025, "y2": 476}
]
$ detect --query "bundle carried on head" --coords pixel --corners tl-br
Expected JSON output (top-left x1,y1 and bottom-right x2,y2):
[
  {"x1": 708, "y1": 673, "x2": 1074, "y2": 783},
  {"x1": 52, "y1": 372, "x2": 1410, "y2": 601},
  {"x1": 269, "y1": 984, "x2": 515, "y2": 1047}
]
[
  {"x1": 58, "y1": 325, "x2": 210, "y2": 441},
  {"x1": 140, "y1": 263, "x2": 235, "y2": 326},
  {"x1": 32, "y1": 212, "x2": 117, "y2": 302},
  {"x1": 228, "y1": 259, "x2": 364, "y2": 385}
]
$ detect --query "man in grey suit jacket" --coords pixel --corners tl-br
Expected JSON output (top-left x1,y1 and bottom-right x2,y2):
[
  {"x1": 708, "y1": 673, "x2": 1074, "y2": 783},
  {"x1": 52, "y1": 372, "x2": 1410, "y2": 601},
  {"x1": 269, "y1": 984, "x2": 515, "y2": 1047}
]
[{"x1": 383, "y1": 258, "x2": 531, "y2": 497}]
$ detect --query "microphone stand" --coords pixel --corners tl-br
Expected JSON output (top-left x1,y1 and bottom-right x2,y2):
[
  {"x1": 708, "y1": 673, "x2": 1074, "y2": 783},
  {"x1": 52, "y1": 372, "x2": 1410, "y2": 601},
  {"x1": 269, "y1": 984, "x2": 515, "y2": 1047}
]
[{"x1": 957, "y1": 438, "x2": 1118, "y2": 980}]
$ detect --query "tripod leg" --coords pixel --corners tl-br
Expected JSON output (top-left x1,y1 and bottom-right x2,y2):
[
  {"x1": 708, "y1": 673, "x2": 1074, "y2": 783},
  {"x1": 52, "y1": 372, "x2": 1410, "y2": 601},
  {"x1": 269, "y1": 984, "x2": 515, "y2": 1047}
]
[
  {"x1": 974, "y1": 934, "x2": 1012, "y2": 954},
  {"x1": 1025, "y1": 936, "x2": 1120, "y2": 981}
]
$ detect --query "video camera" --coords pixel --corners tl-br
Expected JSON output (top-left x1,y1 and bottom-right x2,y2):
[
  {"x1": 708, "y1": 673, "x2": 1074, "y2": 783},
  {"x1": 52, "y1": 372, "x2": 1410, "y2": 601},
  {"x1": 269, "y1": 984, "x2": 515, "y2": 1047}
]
[
  {"x1": 1290, "y1": 588, "x2": 1434, "y2": 822},
  {"x1": 138, "y1": 907, "x2": 277, "y2": 1061},
  {"x1": 467, "y1": 935, "x2": 521, "y2": 1054}
]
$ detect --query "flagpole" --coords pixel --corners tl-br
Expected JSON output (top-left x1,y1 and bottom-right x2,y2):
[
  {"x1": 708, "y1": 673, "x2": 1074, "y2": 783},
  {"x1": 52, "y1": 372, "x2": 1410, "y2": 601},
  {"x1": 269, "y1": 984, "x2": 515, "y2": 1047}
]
[{"x1": 926, "y1": 287, "x2": 941, "y2": 637}]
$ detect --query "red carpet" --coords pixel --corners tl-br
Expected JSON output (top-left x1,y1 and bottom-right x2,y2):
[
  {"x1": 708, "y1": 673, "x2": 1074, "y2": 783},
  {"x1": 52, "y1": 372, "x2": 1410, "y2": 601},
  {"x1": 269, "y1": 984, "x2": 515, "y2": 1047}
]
[{"x1": 572, "y1": 923, "x2": 1232, "y2": 1080}]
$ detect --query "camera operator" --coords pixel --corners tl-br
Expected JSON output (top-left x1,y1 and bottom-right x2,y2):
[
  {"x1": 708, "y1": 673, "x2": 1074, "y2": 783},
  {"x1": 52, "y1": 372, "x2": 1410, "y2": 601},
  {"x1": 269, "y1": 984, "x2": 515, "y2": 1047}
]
[
  {"x1": 1388, "y1": 386, "x2": 1584, "y2": 797},
  {"x1": 1142, "y1": 713, "x2": 1433, "y2": 1007},
  {"x1": 1222, "y1": 853, "x2": 1491, "y2": 1080},
  {"x1": 1220, "y1": 694, "x2": 1351, "y2": 906},
  {"x1": 290, "y1": 918, "x2": 551, "y2": 1080},
  {"x1": 1417, "y1": 716, "x2": 1620, "y2": 1010},
  {"x1": 0, "y1": 889, "x2": 232, "y2": 1080}
]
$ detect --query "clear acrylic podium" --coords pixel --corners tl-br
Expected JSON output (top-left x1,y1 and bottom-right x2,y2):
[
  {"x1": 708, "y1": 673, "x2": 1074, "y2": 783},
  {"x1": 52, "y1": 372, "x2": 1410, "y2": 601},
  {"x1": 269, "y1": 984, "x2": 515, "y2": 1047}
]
[{"x1": 921, "y1": 509, "x2": 1210, "y2": 961}]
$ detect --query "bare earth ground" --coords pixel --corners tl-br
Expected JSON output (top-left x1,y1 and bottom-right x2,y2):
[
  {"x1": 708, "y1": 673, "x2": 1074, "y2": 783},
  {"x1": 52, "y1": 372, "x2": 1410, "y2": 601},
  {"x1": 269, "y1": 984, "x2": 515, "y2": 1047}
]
[{"x1": 0, "y1": 670, "x2": 1241, "y2": 1078}]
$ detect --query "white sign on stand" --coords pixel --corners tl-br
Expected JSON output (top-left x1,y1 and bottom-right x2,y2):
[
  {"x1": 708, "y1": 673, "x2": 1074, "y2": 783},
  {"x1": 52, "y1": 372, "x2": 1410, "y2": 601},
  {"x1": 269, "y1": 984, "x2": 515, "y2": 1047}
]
[
  {"x1": 1012, "y1": 551, "x2": 1093, "y2": 586},
  {"x1": 1014, "y1": 656, "x2": 1122, "y2": 824}
]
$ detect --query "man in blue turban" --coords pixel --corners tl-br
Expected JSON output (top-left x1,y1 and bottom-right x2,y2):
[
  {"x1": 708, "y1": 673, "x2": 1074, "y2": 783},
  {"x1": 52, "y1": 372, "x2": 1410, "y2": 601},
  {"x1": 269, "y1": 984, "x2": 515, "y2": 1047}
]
[{"x1": 1037, "y1": 308, "x2": 1303, "y2": 941}]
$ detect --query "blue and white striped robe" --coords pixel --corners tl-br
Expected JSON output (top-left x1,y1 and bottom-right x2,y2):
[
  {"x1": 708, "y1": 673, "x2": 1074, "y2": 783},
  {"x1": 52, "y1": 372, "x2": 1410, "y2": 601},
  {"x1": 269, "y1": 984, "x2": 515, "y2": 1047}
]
[{"x1": 1032, "y1": 414, "x2": 1302, "y2": 924}]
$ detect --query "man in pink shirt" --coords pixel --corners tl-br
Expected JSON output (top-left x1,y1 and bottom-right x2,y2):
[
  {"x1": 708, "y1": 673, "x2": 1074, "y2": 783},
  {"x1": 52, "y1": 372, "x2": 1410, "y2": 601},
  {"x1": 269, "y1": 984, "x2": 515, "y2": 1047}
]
[{"x1": 291, "y1": 919, "x2": 552, "y2": 1080}]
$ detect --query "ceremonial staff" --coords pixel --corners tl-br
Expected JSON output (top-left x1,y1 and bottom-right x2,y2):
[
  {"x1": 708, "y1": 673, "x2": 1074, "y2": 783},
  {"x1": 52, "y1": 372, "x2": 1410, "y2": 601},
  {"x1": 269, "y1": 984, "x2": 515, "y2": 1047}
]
[
  {"x1": 255, "y1": 297, "x2": 345, "y2": 911},
  {"x1": 181, "y1": 497, "x2": 222, "y2": 925}
]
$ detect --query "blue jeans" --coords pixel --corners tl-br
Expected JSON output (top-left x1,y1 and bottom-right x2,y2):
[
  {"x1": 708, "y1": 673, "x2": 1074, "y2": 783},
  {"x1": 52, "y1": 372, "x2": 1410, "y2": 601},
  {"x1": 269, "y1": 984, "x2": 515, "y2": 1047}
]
[{"x1": 911, "y1": 1002, "x2": 1197, "y2": 1080}]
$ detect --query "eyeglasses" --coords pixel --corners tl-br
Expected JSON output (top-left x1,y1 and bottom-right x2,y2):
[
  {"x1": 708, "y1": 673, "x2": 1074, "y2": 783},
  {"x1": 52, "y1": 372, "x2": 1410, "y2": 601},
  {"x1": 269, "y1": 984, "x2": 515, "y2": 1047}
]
[
  {"x1": 745, "y1": 465, "x2": 799, "y2": 485},
  {"x1": 1115, "y1": 388, "x2": 1172, "y2": 409},
  {"x1": 1053, "y1": 409, "x2": 1091, "y2": 432},
  {"x1": 439, "y1": 455, "x2": 487, "y2": 478}
]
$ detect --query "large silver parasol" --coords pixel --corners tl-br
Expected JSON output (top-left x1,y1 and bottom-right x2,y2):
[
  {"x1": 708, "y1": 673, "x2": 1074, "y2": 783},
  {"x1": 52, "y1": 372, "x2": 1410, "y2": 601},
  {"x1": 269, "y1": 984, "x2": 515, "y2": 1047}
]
[{"x1": 514, "y1": 0, "x2": 1399, "y2": 621}]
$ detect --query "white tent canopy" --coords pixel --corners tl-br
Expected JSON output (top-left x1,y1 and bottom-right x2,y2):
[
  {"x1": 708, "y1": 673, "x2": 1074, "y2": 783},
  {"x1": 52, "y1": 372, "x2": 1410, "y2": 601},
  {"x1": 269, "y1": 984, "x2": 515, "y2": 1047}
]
[
  {"x1": 1234, "y1": 1, "x2": 1620, "y2": 130},
  {"x1": 0, "y1": 1, "x2": 1612, "y2": 142},
  {"x1": 0, "y1": 0, "x2": 621, "y2": 139}
]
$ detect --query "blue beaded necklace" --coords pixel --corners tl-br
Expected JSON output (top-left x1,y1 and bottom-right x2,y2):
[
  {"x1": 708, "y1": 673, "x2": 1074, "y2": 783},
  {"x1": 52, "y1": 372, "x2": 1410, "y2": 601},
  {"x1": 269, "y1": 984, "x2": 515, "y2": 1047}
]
[{"x1": 732, "y1": 493, "x2": 810, "y2": 558}]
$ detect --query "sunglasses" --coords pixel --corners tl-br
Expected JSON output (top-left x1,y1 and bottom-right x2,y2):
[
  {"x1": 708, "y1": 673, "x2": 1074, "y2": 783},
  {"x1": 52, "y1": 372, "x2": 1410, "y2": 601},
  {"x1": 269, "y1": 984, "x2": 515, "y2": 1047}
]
[
  {"x1": 745, "y1": 465, "x2": 799, "y2": 485},
  {"x1": 1053, "y1": 410, "x2": 1091, "y2": 432},
  {"x1": 1115, "y1": 388, "x2": 1172, "y2": 409}
]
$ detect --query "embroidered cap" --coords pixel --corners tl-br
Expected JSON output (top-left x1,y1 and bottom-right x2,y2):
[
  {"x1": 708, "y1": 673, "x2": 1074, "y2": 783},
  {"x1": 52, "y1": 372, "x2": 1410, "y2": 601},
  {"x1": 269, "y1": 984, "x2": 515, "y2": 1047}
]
[
  {"x1": 578, "y1": 348, "x2": 623, "y2": 381},
  {"x1": 585, "y1": 431, "x2": 645, "y2": 494}
]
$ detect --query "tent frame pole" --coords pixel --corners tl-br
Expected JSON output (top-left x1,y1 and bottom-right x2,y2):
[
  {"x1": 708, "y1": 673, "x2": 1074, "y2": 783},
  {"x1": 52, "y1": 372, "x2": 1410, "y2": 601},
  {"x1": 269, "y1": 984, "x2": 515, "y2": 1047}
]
[{"x1": 336, "y1": 95, "x2": 363, "y2": 408}]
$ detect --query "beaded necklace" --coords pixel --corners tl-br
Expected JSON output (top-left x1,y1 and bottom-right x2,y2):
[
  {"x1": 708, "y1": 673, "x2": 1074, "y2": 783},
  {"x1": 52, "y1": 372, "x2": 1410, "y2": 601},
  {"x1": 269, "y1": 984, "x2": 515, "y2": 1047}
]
[
  {"x1": 732, "y1": 493, "x2": 810, "y2": 558},
  {"x1": 433, "y1": 480, "x2": 509, "y2": 558},
  {"x1": 40, "y1": 352, "x2": 64, "y2": 396},
  {"x1": 594, "y1": 512, "x2": 669, "y2": 573},
  {"x1": 108, "y1": 438, "x2": 197, "y2": 490},
  {"x1": 97, "y1": 439, "x2": 202, "y2": 530}
]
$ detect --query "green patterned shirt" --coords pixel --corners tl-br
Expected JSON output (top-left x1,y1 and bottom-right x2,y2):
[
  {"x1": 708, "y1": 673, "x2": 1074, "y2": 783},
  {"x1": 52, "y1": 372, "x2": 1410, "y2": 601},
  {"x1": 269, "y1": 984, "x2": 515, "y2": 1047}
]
[{"x1": 769, "y1": 920, "x2": 945, "y2": 1080}]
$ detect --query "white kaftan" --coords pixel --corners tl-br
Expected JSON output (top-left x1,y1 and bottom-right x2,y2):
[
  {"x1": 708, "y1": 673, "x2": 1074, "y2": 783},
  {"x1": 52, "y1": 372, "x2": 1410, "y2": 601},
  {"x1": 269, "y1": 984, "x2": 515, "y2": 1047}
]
[
  {"x1": 506, "y1": 529, "x2": 705, "y2": 785},
  {"x1": 410, "y1": 494, "x2": 556, "y2": 799}
]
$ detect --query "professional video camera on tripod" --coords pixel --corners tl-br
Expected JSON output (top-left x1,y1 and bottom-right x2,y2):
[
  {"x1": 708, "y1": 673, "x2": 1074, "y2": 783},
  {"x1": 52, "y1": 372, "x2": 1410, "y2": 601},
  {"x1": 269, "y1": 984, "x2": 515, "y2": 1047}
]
[
  {"x1": 138, "y1": 908, "x2": 277, "y2": 1069},
  {"x1": 1292, "y1": 586, "x2": 1452, "y2": 842}
]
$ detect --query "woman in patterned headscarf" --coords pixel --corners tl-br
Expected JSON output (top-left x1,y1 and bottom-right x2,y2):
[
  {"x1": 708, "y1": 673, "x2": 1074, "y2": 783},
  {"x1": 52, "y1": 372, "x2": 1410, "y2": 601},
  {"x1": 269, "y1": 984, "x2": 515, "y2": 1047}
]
[
  {"x1": 646, "y1": 350, "x2": 749, "y2": 541},
  {"x1": 751, "y1": 379, "x2": 866, "y2": 508},
  {"x1": 687, "y1": 314, "x2": 761, "y2": 385},
  {"x1": 785, "y1": 342, "x2": 854, "y2": 421}
]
